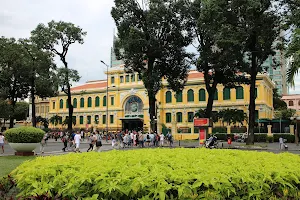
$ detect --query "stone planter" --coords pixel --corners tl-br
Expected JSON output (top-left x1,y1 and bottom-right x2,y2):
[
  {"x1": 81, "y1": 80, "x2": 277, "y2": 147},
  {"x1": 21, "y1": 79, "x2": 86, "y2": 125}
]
[{"x1": 9, "y1": 143, "x2": 39, "y2": 156}]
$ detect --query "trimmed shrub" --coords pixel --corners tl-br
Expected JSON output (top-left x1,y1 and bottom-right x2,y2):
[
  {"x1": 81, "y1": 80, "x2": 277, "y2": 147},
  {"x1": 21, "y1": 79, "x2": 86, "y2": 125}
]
[
  {"x1": 254, "y1": 134, "x2": 267, "y2": 142},
  {"x1": 5, "y1": 127, "x2": 45, "y2": 143},
  {"x1": 266, "y1": 135, "x2": 274, "y2": 143},
  {"x1": 212, "y1": 126, "x2": 226, "y2": 133},
  {"x1": 231, "y1": 126, "x2": 247, "y2": 133},
  {"x1": 273, "y1": 134, "x2": 295, "y2": 143},
  {"x1": 12, "y1": 149, "x2": 300, "y2": 199}
]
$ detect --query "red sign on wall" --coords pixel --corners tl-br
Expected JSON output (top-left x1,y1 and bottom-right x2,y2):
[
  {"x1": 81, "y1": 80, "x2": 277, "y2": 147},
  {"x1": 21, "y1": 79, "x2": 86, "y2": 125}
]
[{"x1": 194, "y1": 118, "x2": 209, "y2": 127}]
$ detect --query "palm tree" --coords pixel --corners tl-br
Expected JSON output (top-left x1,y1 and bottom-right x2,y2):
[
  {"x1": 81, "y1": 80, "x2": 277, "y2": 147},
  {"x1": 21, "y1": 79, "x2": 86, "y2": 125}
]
[
  {"x1": 287, "y1": 28, "x2": 300, "y2": 86},
  {"x1": 49, "y1": 115, "x2": 62, "y2": 126}
]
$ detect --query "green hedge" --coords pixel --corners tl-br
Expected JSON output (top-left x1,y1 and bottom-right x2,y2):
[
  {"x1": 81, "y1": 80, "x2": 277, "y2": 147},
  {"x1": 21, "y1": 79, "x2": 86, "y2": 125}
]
[
  {"x1": 5, "y1": 127, "x2": 45, "y2": 143},
  {"x1": 11, "y1": 149, "x2": 300, "y2": 199},
  {"x1": 214, "y1": 133, "x2": 234, "y2": 141},
  {"x1": 273, "y1": 134, "x2": 295, "y2": 143}
]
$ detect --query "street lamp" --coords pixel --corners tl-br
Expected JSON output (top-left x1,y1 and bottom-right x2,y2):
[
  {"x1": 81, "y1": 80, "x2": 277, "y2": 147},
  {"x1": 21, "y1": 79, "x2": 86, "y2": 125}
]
[
  {"x1": 100, "y1": 60, "x2": 109, "y2": 135},
  {"x1": 290, "y1": 116, "x2": 300, "y2": 145}
]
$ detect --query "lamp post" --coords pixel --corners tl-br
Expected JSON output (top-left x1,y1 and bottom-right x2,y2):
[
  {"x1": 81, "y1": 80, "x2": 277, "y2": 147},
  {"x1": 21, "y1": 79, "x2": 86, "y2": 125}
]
[
  {"x1": 290, "y1": 116, "x2": 300, "y2": 146},
  {"x1": 100, "y1": 60, "x2": 109, "y2": 135}
]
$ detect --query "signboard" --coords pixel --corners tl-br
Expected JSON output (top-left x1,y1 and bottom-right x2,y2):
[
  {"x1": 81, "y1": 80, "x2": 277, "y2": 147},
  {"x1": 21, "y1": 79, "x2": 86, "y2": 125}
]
[
  {"x1": 199, "y1": 129, "x2": 206, "y2": 145},
  {"x1": 194, "y1": 118, "x2": 209, "y2": 127}
]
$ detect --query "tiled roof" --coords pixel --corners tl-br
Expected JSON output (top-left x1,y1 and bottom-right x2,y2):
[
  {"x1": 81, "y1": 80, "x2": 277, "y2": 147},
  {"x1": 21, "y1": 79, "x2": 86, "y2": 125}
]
[
  {"x1": 187, "y1": 71, "x2": 204, "y2": 79},
  {"x1": 71, "y1": 81, "x2": 107, "y2": 92}
]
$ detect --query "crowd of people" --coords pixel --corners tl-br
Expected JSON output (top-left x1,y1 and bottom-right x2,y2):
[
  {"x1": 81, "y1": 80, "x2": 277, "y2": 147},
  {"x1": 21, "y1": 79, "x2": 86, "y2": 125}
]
[{"x1": 40, "y1": 130, "x2": 174, "y2": 154}]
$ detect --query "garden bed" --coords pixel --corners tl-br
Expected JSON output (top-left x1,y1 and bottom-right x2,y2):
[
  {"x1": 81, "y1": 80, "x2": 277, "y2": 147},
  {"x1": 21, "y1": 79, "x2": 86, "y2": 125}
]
[{"x1": 10, "y1": 149, "x2": 300, "y2": 199}]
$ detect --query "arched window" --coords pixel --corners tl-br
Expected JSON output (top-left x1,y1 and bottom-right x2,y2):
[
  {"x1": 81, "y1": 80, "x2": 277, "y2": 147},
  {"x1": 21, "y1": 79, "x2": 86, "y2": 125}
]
[
  {"x1": 103, "y1": 96, "x2": 107, "y2": 106},
  {"x1": 289, "y1": 101, "x2": 294, "y2": 106},
  {"x1": 166, "y1": 91, "x2": 172, "y2": 103},
  {"x1": 80, "y1": 98, "x2": 84, "y2": 108},
  {"x1": 59, "y1": 99, "x2": 63, "y2": 109},
  {"x1": 199, "y1": 89, "x2": 206, "y2": 101},
  {"x1": 223, "y1": 88, "x2": 231, "y2": 100},
  {"x1": 236, "y1": 86, "x2": 244, "y2": 99},
  {"x1": 73, "y1": 98, "x2": 77, "y2": 108},
  {"x1": 187, "y1": 89, "x2": 194, "y2": 102},
  {"x1": 214, "y1": 89, "x2": 218, "y2": 100},
  {"x1": 95, "y1": 96, "x2": 100, "y2": 107},
  {"x1": 176, "y1": 112, "x2": 183, "y2": 122},
  {"x1": 176, "y1": 91, "x2": 183, "y2": 102},
  {"x1": 88, "y1": 97, "x2": 92, "y2": 107}
]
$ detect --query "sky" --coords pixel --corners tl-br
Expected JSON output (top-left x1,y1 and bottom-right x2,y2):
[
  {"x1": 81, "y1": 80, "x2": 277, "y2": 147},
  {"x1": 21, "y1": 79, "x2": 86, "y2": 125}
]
[{"x1": 0, "y1": 0, "x2": 299, "y2": 94}]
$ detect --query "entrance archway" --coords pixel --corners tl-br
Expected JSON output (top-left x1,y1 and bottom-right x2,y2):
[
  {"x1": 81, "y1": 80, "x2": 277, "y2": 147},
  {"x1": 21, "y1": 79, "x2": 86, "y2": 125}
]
[{"x1": 120, "y1": 95, "x2": 144, "y2": 131}]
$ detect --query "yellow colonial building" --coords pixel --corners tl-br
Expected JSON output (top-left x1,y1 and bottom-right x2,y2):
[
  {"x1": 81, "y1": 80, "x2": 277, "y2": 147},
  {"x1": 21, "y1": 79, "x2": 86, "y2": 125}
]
[{"x1": 47, "y1": 64, "x2": 275, "y2": 138}]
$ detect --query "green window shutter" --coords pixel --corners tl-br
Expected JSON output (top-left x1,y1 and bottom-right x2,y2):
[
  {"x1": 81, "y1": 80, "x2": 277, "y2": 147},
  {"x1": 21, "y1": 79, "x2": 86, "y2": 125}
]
[
  {"x1": 187, "y1": 90, "x2": 194, "y2": 102},
  {"x1": 103, "y1": 96, "x2": 107, "y2": 106},
  {"x1": 199, "y1": 89, "x2": 206, "y2": 101},
  {"x1": 73, "y1": 98, "x2": 77, "y2": 108},
  {"x1": 131, "y1": 75, "x2": 135, "y2": 82},
  {"x1": 59, "y1": 99, "x2": 63, "y2": 109},
  {"x1": 223, "y1": 88, "x2": 231, "y2": 100},
  {"x1": 138, "y1": 74, "x2": 142, "y2": 81},
  {"x1": 111, "y1": 76, "x2": 115, "y2": 84},
  {"x1": 236, "y1": 86, "x2": 244, "y2": 99},
  {"x1": 177, "y1": 112, "x2": 182, "y2": 122},
  {"x1": 72, "y1": 116, "x2": 76, "y2": 125},
  {"x1": 214, "y1": 90, "x2": 218, "y2": 100},
  {"x1": 80, "y1": 116, "x2": 84, "y2": 124},
  {"x1": 166, "y1": 91, "x2": 172, "y2": 103},
  {"x1": 95, "y1": 115, "x2": 99, "y2": 124},
  {"x1": 255, "y1": 88, "x2": 258, "y2": 99},
  {"x1": 88, "y1": 97, "x2": 92, "y2": 107},
  {"x1": 176, "y1": 91, "x2": 182, "y2": 102},
  {"x1": 255, "y1": 110, "x2": 259, "y2": 120},
  {"x1": 95, "y1": 97, "x2": 100, "y2": 107},
  {"x1": 87, "y1": 116, "x2": 91, "y2": 124},
  {"x1": 110, "y1": 115, "x2": 114, "y2": 124},
  {"x1": 80, "y1": 98, "x2": 84, "y2": 108},
  {"x1": 125, "y1": 75, "x2": 129, "y2": 82},
  {"x1": 166, "y1": 113, "x2": 171, "y2": 123},
  {"x1": 66, "y1": 101, "x2": 69, "y2": 108},
  {"x1": 111, "y1": 97, "x2": 114, "y2": 105},
  {"x1": 188, "y1": 112, "x2": 194, "y2": 122},
  {"x1": 102, "y1": 115, "x2": 106, "y2": 124}
]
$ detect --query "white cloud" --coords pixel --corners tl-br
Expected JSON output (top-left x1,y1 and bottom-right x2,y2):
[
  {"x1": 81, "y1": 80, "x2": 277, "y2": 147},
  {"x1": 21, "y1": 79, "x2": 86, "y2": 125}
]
[{"x1": 0, "y1": 0, "x2": 115, "y2": 83}]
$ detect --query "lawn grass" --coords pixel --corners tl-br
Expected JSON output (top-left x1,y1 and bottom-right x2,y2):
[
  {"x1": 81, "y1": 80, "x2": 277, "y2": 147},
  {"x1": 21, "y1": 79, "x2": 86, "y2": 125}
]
[{"x1": 0, "y1": 156, "x2": 35, "y2": 177}]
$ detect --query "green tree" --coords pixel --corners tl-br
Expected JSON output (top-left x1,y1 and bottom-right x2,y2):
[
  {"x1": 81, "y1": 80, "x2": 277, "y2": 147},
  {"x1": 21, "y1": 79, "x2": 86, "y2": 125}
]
[
  {"x1": 286, "y1": 28, "x2": 300, "y2": 86},
  {"x1": 273, "y1": 88, "x2": 287, "y2": 110},
  {"x1": 275, "y1": 108, "x2": 296, "y2": 120},
  {"x1": 111, "y1": 0, "x2": 192, "y2": 132},
  {"x1": 49, "y1": 115, "x2": 62, "y2": 126},
  {"x1": 31, "y1": 21, "x2": 86, "y2": 131},
  {"x1": 20, "y1": 39, "x2": 58, "y2": 127},
  {"x1": 62, "y1": 116, "x2": 76, "y2": 126},
  {"x1": 13, "y1": 102, "x2": 29, "y2": 121},
  {"x1": 219, "y1": 109, "x2": 247, "y2": 126},
  {"x1": 194, "y1": 109, "x2": 220, "y2": 123},
  {"x1": 226, "y1": 0, "x2": 280, "y2": 144},
  {"x1": 36, "y1": 116, "x2": 49, "y2": 128},
  {"x1": 0, "y1": 37, "x2": 31, "y2": 128},
  {"x1": 188, "y1": 0, "x2": 248, "y2": 120}
]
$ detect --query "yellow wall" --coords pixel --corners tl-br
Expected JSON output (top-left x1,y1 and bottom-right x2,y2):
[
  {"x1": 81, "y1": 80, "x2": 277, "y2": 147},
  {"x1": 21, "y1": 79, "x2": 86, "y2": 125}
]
[{"x1": 40, "y1": 69, "x2": 274, "y2": 139}]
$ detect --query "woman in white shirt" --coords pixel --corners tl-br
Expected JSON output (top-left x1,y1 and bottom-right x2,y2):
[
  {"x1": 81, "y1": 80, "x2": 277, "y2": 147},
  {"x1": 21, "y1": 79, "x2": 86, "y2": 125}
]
[
  {"x1": 0, "y1": 132, "x2": 5, "y2": 154},
  {"x1": 160, "y1": 134, "x2": 164, "y2": 147}
]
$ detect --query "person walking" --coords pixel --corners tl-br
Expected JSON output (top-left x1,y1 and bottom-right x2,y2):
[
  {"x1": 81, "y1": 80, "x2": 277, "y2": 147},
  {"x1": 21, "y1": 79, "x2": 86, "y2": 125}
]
[
  {"x1": 279, "y1": 137, "x2": 284, "y2": 150},
  {"x1": 74, "y1": 131, "x2": 81, "y2": 153},
  {"x1": 87, "y1": 133, "x2": 96, "y2": 152},
  {"x1": 160, "y1": 133, "x2": 164, "y2": 147},
  {"x1": 40, "y1": 134, "x2": 47, "y2": 154},
  {"x1": 94, "y1": 131, "x2": 102, "y2": 152},
  {"x1": 61, "y1": 134, "x2": 68, "y2": 152},
  {"x1": 138, "y1": 133, "x2": 144, "y2": 148},
  {"x1": 0, "y1": 133, "x2": 5, "y2": 154}
]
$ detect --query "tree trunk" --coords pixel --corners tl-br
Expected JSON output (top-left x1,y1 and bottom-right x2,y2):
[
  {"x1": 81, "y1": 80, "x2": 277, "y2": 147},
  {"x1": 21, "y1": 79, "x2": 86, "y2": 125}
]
[
  {"x1": 148, "y1": 94, "x2": 157, "y2": 133},
  {"x1": 31, "y1": 77, "x2": 36, "y2": 127},
  {"x1": 9, "y1": 101, "x2": 16, "y2": 128},
  {"x1": 247, "y1": 61, "x2": 258, "y2": 145},
  {"x1": 67, "y1": 89, "x2": 73, "y2": 132}
]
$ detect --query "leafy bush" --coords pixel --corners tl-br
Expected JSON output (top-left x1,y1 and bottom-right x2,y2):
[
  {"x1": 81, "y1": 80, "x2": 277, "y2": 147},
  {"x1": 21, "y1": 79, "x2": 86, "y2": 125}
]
[
  {"x1": 5, "y1": 127, "x2": 45, "y2": 143},
  {"x1": 12, "y1": 149, "x2": 300, "y2": 199},
  {"x1": 273, "y1": 134, "x2": 295, "y2": 143},
  {"x1": 266, "y1": 135, "x2": 274, "y2": 143},
  {"x1": 212, "y1": 127, "x2": 226, "y2": 133},
  {"x1": 231, "y1": 126, "x2": 247, "y2": 133},
  {"x1": 254, "y1": 134, "x2": 268, "y2": 142},
  {"x1": 213, "y1": 133, "x2": 234, "y2": 141}
]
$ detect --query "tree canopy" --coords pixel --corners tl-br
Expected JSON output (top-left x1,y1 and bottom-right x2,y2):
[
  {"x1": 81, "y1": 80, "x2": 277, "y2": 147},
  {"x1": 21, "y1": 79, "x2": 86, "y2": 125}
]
[{"x1": 112, "y1": 0, "x2": 193, "y2": 131}]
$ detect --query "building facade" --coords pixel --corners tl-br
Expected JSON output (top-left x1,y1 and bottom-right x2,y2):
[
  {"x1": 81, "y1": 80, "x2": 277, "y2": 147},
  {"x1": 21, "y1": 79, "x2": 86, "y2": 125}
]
[
  {"x1": 28, "y1": 97, "x2": 50, "y2": 122},
  {"x1": 282, "y1": 94, "x2": 300, "y2": 116},
  {"x1": 46, "y1": 66, "x2": 274, "y2": 138}
]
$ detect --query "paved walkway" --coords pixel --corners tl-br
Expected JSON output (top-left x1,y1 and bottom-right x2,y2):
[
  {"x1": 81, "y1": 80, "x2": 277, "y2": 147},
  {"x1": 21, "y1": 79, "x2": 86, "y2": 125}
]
[{"x1": 1, "y1": 140, "x2": 299, "y2": 156}]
